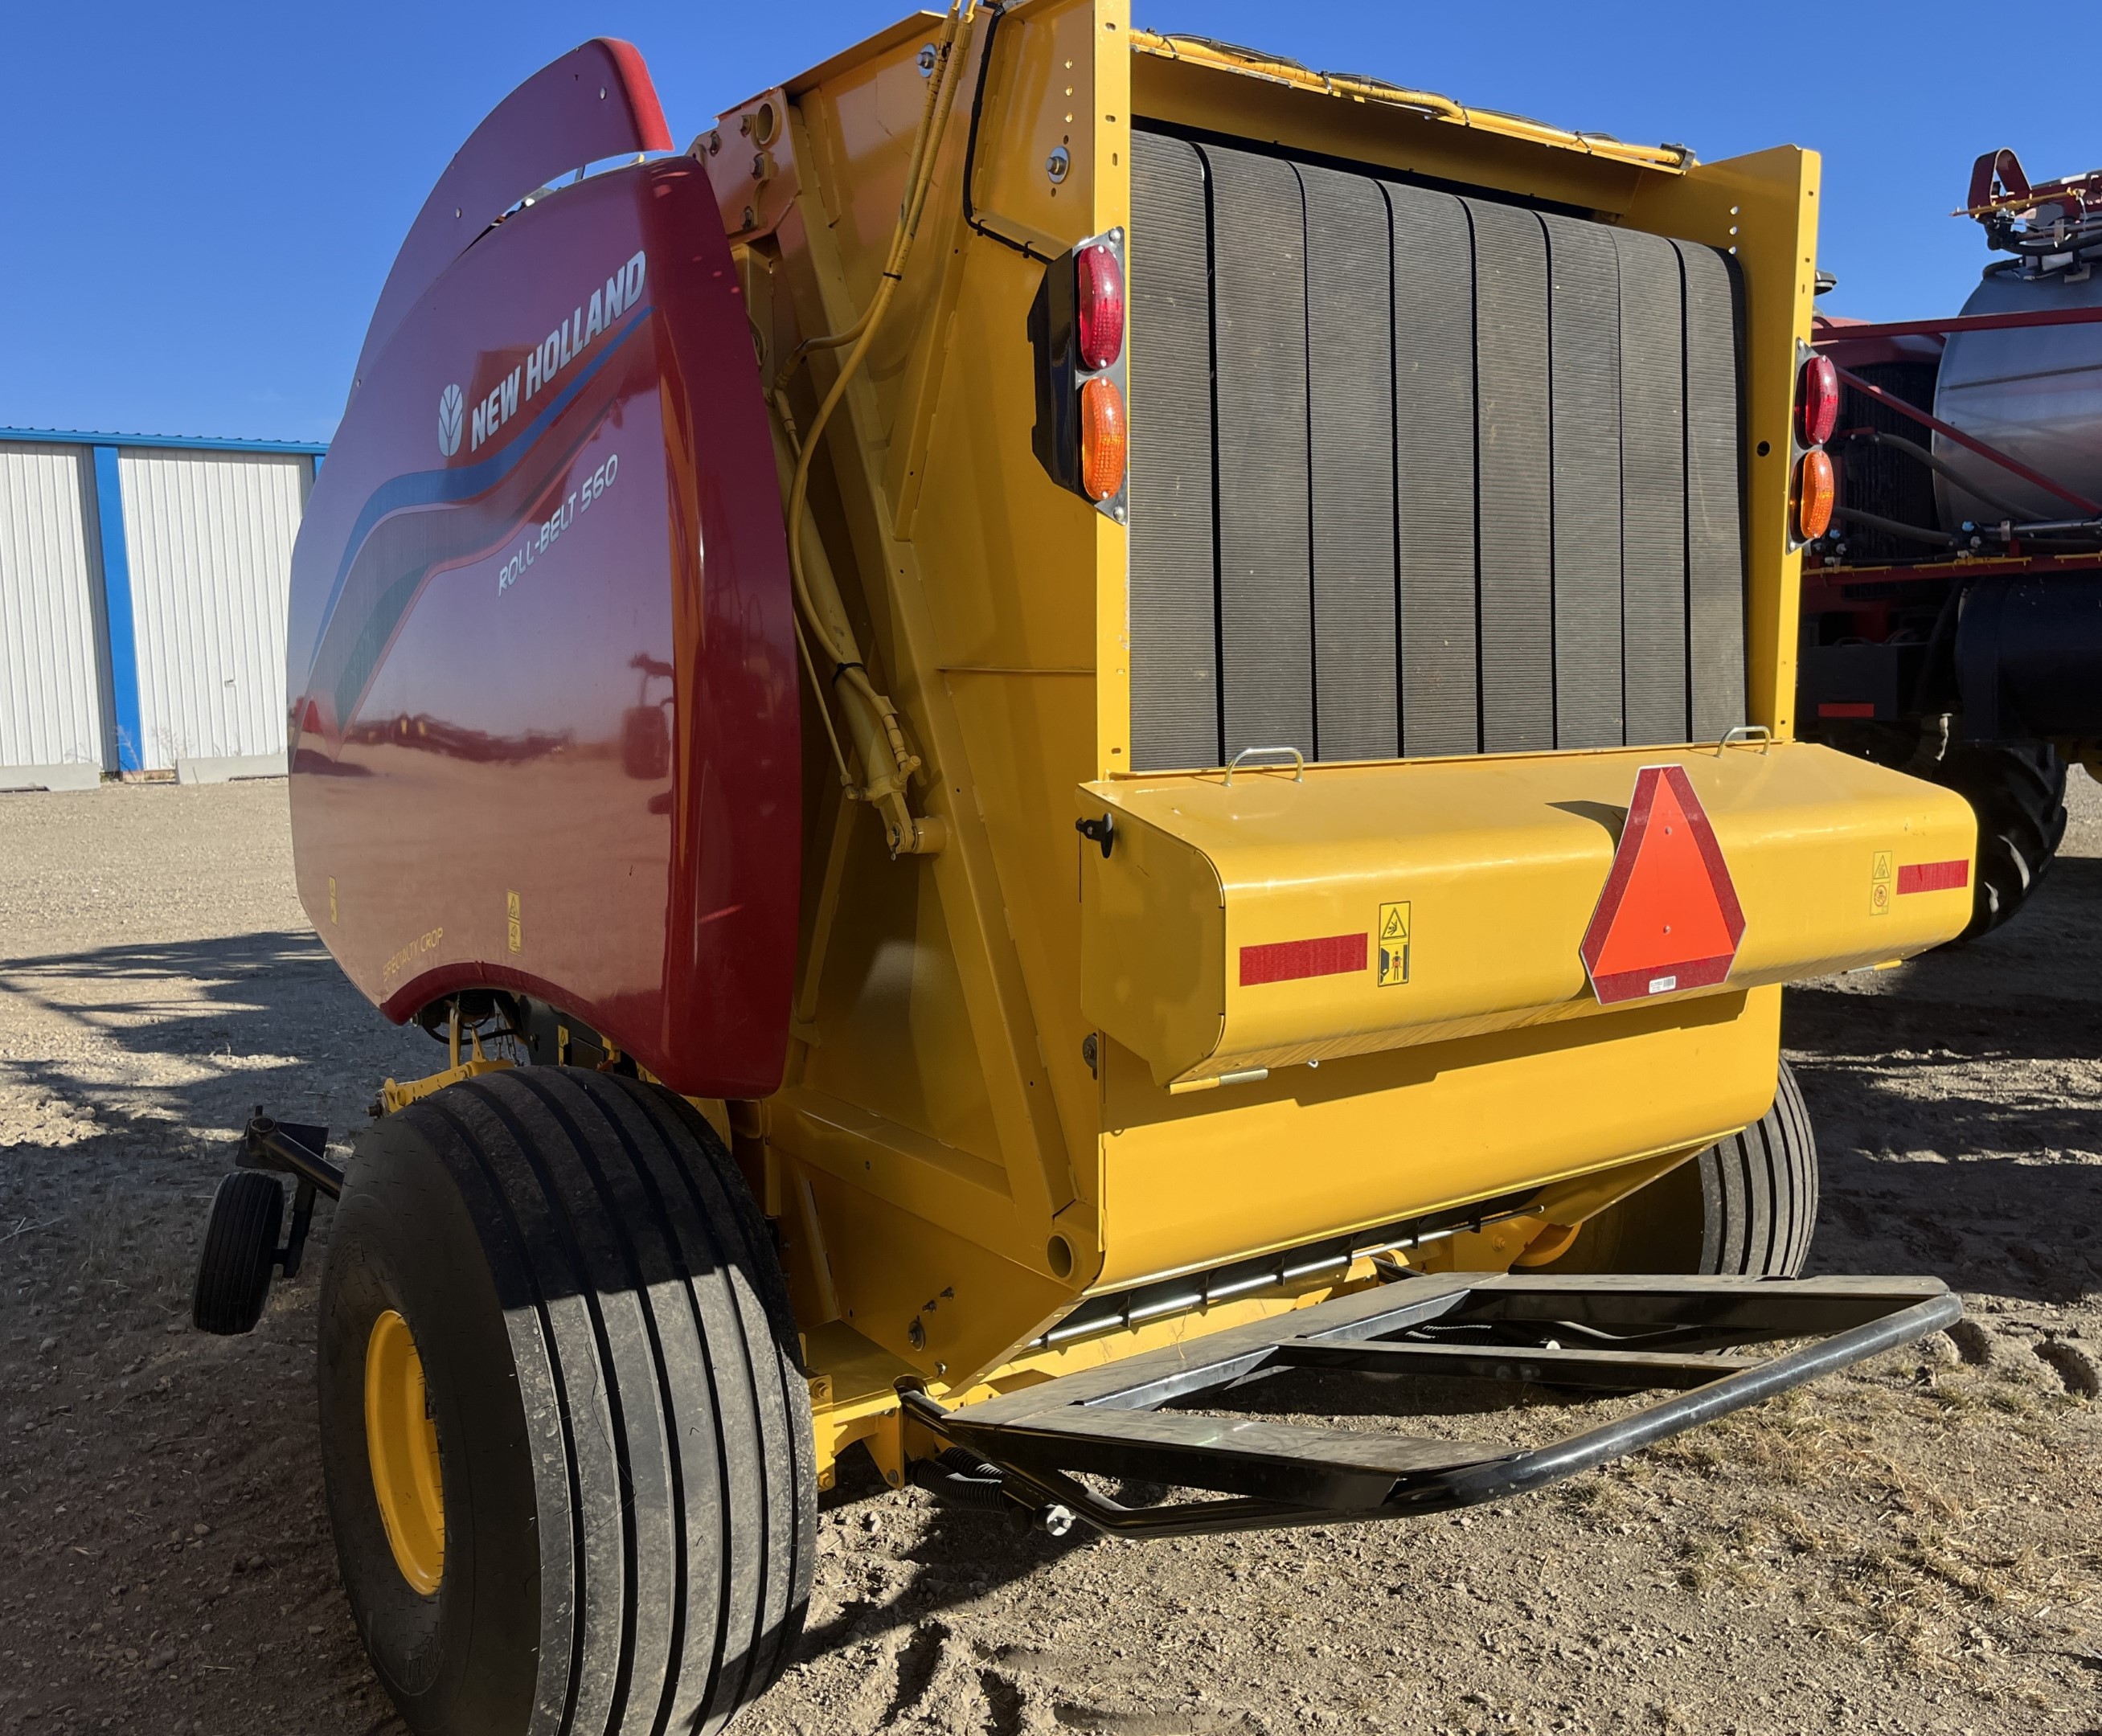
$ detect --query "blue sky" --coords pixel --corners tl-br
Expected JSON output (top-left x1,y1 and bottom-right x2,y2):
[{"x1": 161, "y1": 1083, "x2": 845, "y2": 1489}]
[{"x1": 2, "y1": 2, "x2": 2088, "y2": 444}]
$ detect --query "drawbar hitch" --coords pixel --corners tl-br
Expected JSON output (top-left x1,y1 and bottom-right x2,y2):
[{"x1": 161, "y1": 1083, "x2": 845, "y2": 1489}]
[{"x1": 901, "y1": 1270, "x2": 1960, "y2": 1538}]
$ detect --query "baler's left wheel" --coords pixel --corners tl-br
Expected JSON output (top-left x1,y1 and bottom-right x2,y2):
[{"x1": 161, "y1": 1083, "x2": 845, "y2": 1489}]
[{"x1": 318, "y1": 1067, "x2": 815, "y2": 1736}]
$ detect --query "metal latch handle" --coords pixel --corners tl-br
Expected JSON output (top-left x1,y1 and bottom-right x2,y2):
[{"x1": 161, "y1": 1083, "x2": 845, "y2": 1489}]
[{"x1": 1223, "y1": 745, "x2": 1305, "y2": 787}]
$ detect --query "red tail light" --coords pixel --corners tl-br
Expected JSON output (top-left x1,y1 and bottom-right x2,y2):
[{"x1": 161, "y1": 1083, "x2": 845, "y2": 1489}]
[
  {"x1": 1797, "y1": 447, "x2": 1835, "y2": 539},
  {"x1": 1798, "y1": 354, "x2": 1839, "y2": 447},
  {"x1": 1080, "y1": 377, "x2": 1127, "y2": 502},
  {"x1": 1076, "y1": 243, "x2": 1125, "y2": 371}
]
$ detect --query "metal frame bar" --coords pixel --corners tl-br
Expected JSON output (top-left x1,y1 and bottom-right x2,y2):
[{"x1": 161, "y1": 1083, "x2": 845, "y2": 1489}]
[
  {"x1": 238, "y1": 1112, "x2": 343, "y2": 1282},
  {"x1": 1827, "y1": 365, "x2": 2101, "y2": 516},
  {"x1": 1816, "y1": 305, "x2": 2102, "y2": 346},
  {"x1": 903, "y1": 1271, "x2": 1959, "y2": 1537}
]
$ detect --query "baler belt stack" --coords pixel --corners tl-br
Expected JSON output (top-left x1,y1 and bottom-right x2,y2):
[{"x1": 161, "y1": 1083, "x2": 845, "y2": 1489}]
[{"x1": 1125, "y1": 129, "x2": 1749, "y2": 770}]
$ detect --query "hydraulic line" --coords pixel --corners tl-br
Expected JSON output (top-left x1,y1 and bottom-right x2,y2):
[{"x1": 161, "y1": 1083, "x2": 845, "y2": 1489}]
[
  {"x1": 1831, "y1": 505, "x2": 1964, "y2": 548},
  {"x1": 1838, "y1": 427, "x2": 2029, "y2": 522},
  {"x1": 767, "y1": 403, "x2": 908, "y2": 813},
  {"x1": 770, "y1": 0, "x2": 980, "y2": 856}
]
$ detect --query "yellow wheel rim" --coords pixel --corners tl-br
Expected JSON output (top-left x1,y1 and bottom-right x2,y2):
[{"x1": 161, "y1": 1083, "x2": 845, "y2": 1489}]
[{"x1": 365, "y1": 1308, "x2": 445, "y2": 1595}]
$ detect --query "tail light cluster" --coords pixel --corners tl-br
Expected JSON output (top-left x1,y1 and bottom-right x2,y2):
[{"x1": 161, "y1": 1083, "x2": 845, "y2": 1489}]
[
  {"x1": 1030, "y1": 227, "x2": 1129, "y2": 519},
  {"x1": 1793, "y1": 350, "x2": 1838, "y2": 542}
]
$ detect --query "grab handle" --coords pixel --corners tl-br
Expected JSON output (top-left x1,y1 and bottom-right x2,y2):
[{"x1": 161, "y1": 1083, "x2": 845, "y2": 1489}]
[{"x1": 1223, "y1": 745, "x2": 1305, "y2": 787}]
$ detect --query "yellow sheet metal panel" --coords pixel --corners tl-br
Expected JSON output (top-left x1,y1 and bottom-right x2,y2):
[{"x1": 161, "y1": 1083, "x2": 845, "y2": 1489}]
[
  {"x1": 1128, "y1": 47, "x2": 1653, "y2": 219},
  {"x1": 1078, "y1": 787, "x2": 1224, "y2": 1077},
  {"x1": 1623, "y1": 147, "x2": 1821, "y2": 739},
  {"x1": 1081, "y1": 742, "x2": 1972, "y2": 1086},
  {"x1": 801, "y1": 1161, "x2": 1077, "y2": 1379},
  {"x1": 1097, "y1": 986, "x2": 1784, "y2": 1289}
]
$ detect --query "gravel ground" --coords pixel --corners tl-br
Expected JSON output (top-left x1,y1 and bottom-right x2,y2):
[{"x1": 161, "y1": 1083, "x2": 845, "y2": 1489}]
[{"x1": 2, "y1": 774, "x2": 2098, "y2": 1736}]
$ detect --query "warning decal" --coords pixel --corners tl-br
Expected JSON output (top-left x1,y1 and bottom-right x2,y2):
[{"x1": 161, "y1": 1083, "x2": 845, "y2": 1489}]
[
  {"x1": 1579, "y1": 765, "x2": 1746, "y2": 1006},
  {"x1": 1378, "y1": 901, "x2": 1412, "y2": 986},
  {"x1": 1870, "y1": 850, "x2": 1893, "y2": 916}
]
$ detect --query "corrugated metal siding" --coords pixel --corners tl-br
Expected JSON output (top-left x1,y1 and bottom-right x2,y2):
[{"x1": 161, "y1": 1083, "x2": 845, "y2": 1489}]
[
  {"x1": 119, "y1": 452, "x2": 309, "y2": 769},
  {"x1": 0, "y1": 442, "x2": 106, "y2": 772}
]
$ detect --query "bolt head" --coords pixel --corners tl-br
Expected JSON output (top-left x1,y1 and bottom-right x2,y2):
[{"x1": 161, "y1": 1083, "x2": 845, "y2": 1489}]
[{"x1": 1047, "y1": 146, "x2": 1071, "y2": 185}]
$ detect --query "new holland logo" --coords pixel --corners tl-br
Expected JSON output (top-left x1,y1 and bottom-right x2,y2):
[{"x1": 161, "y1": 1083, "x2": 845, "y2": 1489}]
[{"x1": 436, "y1": 383, "x2": 465, "y2": 457}]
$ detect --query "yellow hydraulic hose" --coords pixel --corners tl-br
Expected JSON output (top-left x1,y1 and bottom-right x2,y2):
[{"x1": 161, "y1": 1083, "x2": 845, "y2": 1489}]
[{"x1": 774, "y1": 0, "x2": 978, "y2": 855}]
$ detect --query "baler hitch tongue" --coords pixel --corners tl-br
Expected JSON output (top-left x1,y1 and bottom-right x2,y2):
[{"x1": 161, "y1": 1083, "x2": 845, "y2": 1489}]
[{"x1": 903, "y1": 1272, "x2": 1961, "y2": 1538}]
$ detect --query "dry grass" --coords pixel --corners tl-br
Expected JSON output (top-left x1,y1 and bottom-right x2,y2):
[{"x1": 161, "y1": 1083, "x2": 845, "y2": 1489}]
[{"x1": 1620, "y1": 1358, "x2": 2099, "y2": 1698}]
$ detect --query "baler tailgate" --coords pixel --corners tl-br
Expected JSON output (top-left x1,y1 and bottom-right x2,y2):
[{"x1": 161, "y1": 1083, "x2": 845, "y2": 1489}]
[
  {"x1": 906, "y1": 1272, "x2": 1959, "y2": 1537},
  {"x1": 1079, "y1": 740, "x2": 1976, "y2": 1087}
]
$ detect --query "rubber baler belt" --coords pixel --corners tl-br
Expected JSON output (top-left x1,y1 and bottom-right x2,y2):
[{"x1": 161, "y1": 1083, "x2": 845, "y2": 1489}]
[
  {"x1": 1125, "y1": 132, "x2": 1748, "y2": 771},
  {"x1": 1208, "y1": 146, "x2": 1315, "y2": 760},
  {"x1": 1680, "y1": 240, "x2": 1750, "y2": 742},
  {"x1": 1544, "y1": 213, "x2": 1625, "y2": 751},
  {"x1": 1127, "y1": 131, "x2": 1221, "y2": 774},
  {"x1": 1304, "y1": 162, "x2": 1401, "y2": 763},
  {"x1": 1616, "y1": 227, "x2": 1691, "y2": 750},
  {"x1": 1390, "y1": 182, "x2": 1480, "y2": 760}
]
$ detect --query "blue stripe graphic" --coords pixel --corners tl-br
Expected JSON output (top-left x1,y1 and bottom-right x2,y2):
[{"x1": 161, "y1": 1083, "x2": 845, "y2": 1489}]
[{"x1": 301, "y1": 305, "x2": 652, "y2": 679}]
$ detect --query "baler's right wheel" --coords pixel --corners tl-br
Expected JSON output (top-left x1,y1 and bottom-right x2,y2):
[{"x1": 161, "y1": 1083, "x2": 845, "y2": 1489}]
[
  {"x1": 1934, "y1": 739, "x2": 2068, "y2": 939},
  {"x1": 318, "y1": 1067, "x2": 815, "y2": 1736},
  {"x1": 1538, "y1": 1059, "x2": 1820, "y2": 1279}
]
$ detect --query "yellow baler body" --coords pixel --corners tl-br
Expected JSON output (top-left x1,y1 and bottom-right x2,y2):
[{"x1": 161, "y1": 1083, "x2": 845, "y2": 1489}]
[{"x1": 698, "y1": 2, "x2": 1976, "y2": 1454}]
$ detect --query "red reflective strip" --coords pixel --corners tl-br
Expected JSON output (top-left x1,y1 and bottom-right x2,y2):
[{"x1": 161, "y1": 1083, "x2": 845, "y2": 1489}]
[
  {"x1": 1817, "y1": 702, "x2": 1876, "y2": 719},
  {"x1": 1897, "y1": 859, "x2": 1969, "y2": 895},
  {"x1": 1239, "y1": 932, "x2": 1367, "y2": 986}
]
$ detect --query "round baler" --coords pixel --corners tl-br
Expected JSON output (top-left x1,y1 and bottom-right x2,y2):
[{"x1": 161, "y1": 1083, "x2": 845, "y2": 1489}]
[{"x1": 193, "y1": 13, "x2": 1977, "y2": 1734}]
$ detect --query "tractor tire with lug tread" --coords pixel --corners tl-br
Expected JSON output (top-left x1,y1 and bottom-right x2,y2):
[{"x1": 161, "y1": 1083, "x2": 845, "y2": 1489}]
[
  {"x1": 318, "y1": 1066, "x2": 816, "y2": 1736},
  {"x1": 1539, "y1": 1059, "x2": 1819, "y2": 1277},
  {"x1": 192, "y1": 1170, "x2": 284, "y2": 1335},
  {"x1": 1934, "y1": 739, "x2": 2067, "y2": 938}
]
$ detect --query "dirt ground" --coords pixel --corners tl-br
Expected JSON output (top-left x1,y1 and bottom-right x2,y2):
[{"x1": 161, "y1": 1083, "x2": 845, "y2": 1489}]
[{"x1": 2, "y1": 774, "x2": 2099, "y2": 1736}]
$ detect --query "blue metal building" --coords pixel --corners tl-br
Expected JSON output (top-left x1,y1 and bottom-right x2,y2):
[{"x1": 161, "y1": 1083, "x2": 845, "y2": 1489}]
[{"x1": 0, "y1": 428, "x2": 326, "y2": 787}]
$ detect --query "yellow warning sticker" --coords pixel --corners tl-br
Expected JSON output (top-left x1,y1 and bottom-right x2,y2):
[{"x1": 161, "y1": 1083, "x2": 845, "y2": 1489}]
[
  {"x1": 1870, "y1": 850, "x2": 1893, "y2": 917},
  {"x1": 507, "y1": 888, "x2": 523, "y2": 954},
  {"x1": 327, "y1": 875, "x2": 338, "y2": 925},
  {"x1": 1377, "y1": 901, "x2": 1412, "y2": 986}
]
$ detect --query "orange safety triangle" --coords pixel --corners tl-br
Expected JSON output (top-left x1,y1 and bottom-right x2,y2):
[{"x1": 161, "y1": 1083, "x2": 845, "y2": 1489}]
[{"x1": 1580, "y1": 764, "x2": 1746, "y2": 1005}]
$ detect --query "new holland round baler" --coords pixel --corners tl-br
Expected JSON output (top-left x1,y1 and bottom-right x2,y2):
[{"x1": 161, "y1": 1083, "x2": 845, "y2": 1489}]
[{"x1": 191, "y1": 8, "x2": 1978, "y2": 1731}]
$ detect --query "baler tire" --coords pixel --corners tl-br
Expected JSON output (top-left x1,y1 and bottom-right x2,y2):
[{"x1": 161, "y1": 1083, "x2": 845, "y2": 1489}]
[
  {"x1": 318, "y1": 1067, "x2": 815, "y2": 1736},
  {"x1": 1934, "y1": 739, "x2": 2067, "y2": 939},
  {"x1": 191, "y1": 1171, "x2": 284, "y2": 1335},
  {"x1": 1538, "y1": 1059, "x2": 1819, "y2": 1279}
]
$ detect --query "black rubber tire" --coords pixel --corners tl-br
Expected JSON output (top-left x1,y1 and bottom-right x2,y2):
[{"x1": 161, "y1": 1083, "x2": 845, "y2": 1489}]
[
  {"x1": 1933, "y1": 739, "x2": 2067, "y2": 938},
  {"x1": 192, "y1": 1171, "x2": 283, "y2": 1334},
  {"x1": 318, "y1": 1067, "x2": 816, "y2": 1736},
  {"x1": 1539, "y1": 1060, "x2": 1820, "y2": 1278}
]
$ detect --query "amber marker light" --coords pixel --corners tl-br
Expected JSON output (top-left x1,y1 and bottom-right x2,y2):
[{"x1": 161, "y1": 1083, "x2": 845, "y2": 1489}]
[
  {"x1": 1798, "y1": 353, "x2": 1840, "y2": 448},
  {"x1": 1080, "y1": 376, "x2": 1127, "y2": 502},
  {"x1": 1076, "y1": 243, "x2": 1126, "y2": 371},
  {"x1": 1797, "y1": 447, "x2": 1835, "y2": 540}
]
